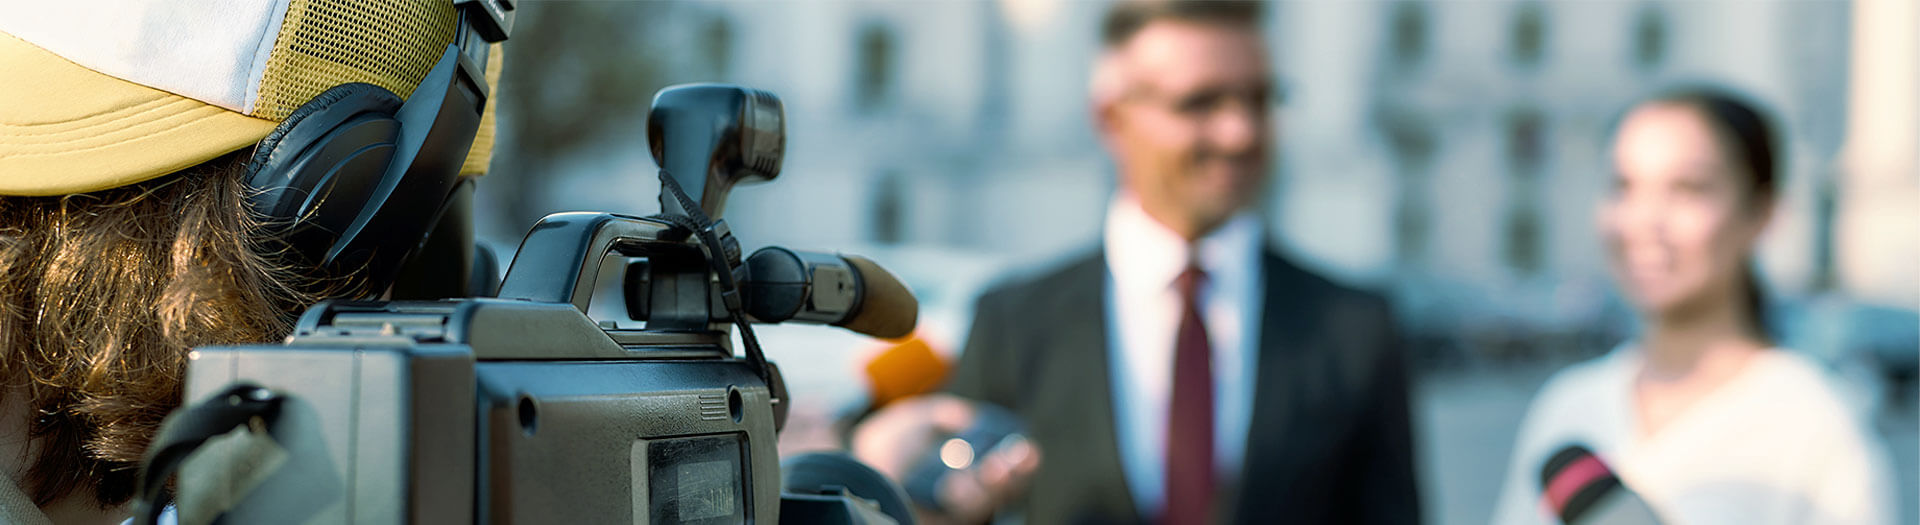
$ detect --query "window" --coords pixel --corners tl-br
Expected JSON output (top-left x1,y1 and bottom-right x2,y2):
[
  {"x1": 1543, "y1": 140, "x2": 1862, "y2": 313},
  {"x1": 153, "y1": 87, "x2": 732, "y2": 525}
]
[
  {"x1": 870, "y1": 171, "x2": 904, "y2": 245},
  {"x1": 1389, "y1": 1, "x2": 1430, "y2": 67},
  {"x1": 1631, "y1": 4, "x2": 1668, "y2": 71},
  {"x1": 1505, "y1": 107, "x2": 1547, "y2": 175},
  {"x1": 1503, "y1": 205, "x2": 1543, "y2": 275},
  {"x1": 854, "y1": 22, "x2": 897, "y2": 113},
  {"x1": 1380, "y1": 109, "x2": 1437, "y2": 171},
  {"x1": 702, "y1": 16, "x2": 734, "y2": 78},
  {"x1": 1508, "y1": 2, "x2": 1547, "y2": 69},
  {"x1": 1395, "y1": 197, "x2": 1430, "y2": 265}
]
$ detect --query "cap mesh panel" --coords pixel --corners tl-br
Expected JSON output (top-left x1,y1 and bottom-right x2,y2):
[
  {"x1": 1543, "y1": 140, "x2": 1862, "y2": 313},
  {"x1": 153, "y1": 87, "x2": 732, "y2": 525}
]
[{"x1": 253, "y1": 0, "x2": 456, "y2": 120}]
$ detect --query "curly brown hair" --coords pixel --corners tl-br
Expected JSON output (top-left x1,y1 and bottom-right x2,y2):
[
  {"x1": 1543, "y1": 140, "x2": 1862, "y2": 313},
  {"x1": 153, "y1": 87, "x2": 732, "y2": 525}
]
[{"x1": 0, "y1": 151, "x2": 346, "y2": 508}]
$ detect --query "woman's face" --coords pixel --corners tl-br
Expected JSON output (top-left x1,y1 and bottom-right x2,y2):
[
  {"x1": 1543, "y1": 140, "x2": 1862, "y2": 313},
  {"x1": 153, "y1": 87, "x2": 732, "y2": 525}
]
[{"x1": 1601, "y1": 103, "x2": 1769, "y2": 318}]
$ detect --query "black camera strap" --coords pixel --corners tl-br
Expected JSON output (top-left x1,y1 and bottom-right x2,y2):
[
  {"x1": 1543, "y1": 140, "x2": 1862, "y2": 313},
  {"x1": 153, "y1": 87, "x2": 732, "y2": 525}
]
[
  {"x1": 646, "y1": 168, "x2": 780, "y2": 406},
  {"x1": 133, "y1": 385, "x2": 284, "y2": 525}
]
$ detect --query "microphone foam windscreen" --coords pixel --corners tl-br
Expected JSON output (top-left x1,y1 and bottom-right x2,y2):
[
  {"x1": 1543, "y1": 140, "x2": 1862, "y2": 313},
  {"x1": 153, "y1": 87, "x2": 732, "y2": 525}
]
[{"x1": 863, "y1": 336, "x2": 949, "y2": 409}]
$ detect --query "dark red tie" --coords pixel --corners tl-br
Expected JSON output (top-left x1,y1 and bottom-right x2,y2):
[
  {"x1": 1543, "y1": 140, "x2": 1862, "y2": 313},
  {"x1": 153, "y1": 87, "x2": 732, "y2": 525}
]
[{"x1": 1164, "y1": 266, "x2": 1215, "y2": 525}]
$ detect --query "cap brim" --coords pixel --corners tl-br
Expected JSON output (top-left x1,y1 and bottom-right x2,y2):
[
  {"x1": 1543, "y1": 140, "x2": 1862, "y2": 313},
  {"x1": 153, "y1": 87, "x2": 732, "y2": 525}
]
[{"x1": 0, "y1": 31, "x2": 275, "y2": 196}]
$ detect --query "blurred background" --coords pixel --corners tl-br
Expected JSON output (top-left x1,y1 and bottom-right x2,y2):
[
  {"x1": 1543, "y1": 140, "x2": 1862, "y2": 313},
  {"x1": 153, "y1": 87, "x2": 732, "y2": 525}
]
[{"x1": 474, "y1": 1, "x2": 1918, "y2": 524}]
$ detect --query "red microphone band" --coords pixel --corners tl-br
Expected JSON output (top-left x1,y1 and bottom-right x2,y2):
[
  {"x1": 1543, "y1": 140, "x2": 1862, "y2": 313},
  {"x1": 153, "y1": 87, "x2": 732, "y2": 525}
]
[{"x1": 1543, "y1": 455, "x2": 1610, "y2": 515}]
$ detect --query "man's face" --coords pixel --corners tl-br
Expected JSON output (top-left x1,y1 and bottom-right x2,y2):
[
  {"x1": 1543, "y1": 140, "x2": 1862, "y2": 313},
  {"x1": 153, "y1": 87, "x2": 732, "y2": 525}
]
[{"x1": 1098, "y1": 20, "x2": 1273, "y2": 239}]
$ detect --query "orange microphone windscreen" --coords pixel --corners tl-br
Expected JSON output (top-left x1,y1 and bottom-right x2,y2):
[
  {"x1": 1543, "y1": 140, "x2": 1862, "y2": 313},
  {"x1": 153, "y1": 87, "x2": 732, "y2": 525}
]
[{"x1": 863, "y1": 335, "x2": 951, "y2": 408}]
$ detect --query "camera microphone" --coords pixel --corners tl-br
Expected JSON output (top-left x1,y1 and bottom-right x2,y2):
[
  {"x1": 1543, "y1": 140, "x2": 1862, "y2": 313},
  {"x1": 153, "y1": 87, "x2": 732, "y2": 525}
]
[
  {"x1": 1539, "y1": 445, "x2": 1664, "y2": 525},
  {"x1": 741, "y1": 247, "x2": 918, "y2": 339}
]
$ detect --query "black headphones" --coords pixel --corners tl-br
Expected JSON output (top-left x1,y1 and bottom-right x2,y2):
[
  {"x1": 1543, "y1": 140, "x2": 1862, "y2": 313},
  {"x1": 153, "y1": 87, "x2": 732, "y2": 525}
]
[{"x1": 242, "y1": 0, "x2": 512, "y2": 297}]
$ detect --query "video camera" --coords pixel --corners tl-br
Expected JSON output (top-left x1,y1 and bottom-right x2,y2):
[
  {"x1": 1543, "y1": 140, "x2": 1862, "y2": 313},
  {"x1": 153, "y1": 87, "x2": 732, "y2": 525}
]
[{"x1": 134, "y1": 82, "x2": 921, "y2": 524}]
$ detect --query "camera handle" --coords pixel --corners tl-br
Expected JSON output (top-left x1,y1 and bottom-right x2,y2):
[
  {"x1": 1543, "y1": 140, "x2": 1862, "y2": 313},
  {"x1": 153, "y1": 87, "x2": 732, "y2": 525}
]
[
  {"x1": 494, "y1": 169, "x2": 776, "y2": 404},
  {"x1": 495, "y1": 212, "x2": 684, "y2": 312}
]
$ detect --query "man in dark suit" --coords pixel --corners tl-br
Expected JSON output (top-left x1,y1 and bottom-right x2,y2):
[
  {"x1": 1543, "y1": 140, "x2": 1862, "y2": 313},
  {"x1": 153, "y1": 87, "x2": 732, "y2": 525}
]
[
  {"x1": 854, "y1": 2, "x2": 1421, "y2": 524},
  {"x1": 949, "y1": 253, "x2": 1419, "y2": 525}
]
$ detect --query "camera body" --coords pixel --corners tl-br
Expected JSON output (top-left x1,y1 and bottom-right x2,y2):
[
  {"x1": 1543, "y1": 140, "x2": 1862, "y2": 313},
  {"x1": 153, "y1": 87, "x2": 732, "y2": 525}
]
[
  {"x1": 180, "y1": 274, "x2": 780, "y2": 523},
  {"x1": 160, "y1": 84, "x2": 912, "y2": 524}
]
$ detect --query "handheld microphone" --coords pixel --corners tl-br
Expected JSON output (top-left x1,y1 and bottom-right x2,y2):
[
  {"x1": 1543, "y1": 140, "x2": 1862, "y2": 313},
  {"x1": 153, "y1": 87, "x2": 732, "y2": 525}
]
[
  {"x1": 1539, "y1": 445, "x2": 1664, "y2": 524},
  {"x1": 861, "y1": 335, "x2": 950, "y2": 409}
]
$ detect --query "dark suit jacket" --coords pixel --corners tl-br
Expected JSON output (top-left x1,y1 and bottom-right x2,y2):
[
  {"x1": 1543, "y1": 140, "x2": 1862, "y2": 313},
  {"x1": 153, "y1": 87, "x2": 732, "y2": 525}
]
[{"x1": 946, "y1": 249, "x2": 1421, "y2": 524}]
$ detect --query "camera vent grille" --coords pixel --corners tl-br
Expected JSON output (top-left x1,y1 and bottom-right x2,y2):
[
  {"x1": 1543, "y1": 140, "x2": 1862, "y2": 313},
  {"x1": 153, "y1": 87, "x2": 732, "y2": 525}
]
[{"x1": 699, "y1": 393, "x2": 728, "y2": 421}]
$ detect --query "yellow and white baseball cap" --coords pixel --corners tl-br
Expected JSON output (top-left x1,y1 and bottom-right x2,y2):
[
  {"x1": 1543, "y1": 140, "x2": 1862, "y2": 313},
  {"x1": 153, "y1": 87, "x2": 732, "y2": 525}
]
[{"x1": 0, "y1": 0, "x2": 499, "y2": 196}]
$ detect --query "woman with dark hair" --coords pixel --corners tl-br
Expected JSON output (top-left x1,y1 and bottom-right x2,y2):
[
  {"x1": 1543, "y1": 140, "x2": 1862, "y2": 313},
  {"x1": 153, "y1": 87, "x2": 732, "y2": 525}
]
[{"x1": 1491, "y1": 88, "x2": 1896, "y2": 525}]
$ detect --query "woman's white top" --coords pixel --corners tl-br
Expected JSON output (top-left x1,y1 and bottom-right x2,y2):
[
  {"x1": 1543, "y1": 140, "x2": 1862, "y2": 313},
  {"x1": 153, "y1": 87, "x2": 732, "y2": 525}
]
[{"x1": 1492, "y1": 346, "x2": 1898, "y2": 525}]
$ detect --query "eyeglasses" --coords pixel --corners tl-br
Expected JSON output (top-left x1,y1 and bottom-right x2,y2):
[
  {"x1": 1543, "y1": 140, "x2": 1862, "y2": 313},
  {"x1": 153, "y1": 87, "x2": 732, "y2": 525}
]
[{"x1": 1121, "y1": 80, "x2": 1288, "y2": 124}]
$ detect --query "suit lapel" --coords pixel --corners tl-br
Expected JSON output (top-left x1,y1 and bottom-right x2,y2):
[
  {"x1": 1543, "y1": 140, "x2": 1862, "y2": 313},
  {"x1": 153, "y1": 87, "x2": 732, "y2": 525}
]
[
  {"x1": 1220, "y1": 251, "x2": 1318, "y2": 521},
  {"x1": 1003, "y1": 252, "x2": 1142, "y2": 524},
  {"x1": 1045, "y1": 253, "x2": 1142, "y2": 522}
]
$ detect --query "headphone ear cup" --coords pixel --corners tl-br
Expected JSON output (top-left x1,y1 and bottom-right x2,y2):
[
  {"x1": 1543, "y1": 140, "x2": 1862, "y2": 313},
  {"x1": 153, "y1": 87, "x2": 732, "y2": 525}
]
[
  {"x1": 247, "y1": 83, "x2": 402, "y2": 182},
  {"x1": 245, "y1": 48, "x2": 486, "y2": 299},
  {"x1": 245, "y1": 83, "x2": 404, "y2": 267}
]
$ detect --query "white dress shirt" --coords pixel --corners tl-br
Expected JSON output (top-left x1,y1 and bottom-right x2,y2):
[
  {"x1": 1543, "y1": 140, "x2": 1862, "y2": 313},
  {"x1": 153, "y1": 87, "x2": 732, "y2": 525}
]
[
  {"x1": 1102, "y1": 193, "x2": 1264, "y2": 518},
  {"x1": 1492, "y1": 346, "x2": 1897, "y2": 525}
]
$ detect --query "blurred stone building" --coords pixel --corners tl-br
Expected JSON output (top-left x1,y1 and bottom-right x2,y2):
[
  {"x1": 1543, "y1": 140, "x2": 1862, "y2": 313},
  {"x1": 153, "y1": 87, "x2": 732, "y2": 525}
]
[
  {"x1": 482, "y1": 0, "x2": 1914, "y2": 363},
  {"x1": 478, "y1": 4, "x2": 1915, "y2": 523}
]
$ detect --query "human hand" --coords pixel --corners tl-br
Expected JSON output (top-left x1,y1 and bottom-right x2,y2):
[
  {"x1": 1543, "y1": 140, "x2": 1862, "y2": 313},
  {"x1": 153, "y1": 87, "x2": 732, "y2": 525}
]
[{"x1": 850, "y1": 394, "x2": 1040, "y2": 525}]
